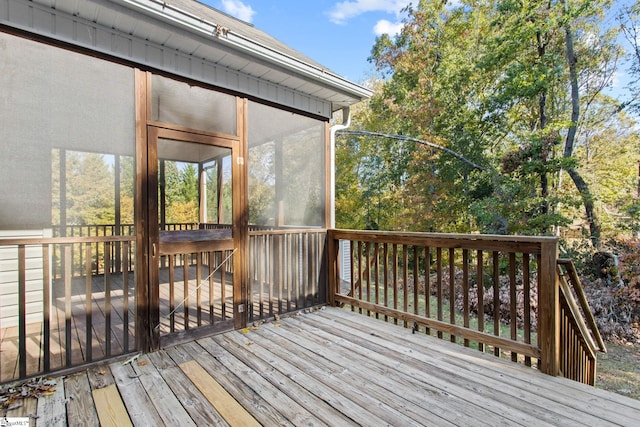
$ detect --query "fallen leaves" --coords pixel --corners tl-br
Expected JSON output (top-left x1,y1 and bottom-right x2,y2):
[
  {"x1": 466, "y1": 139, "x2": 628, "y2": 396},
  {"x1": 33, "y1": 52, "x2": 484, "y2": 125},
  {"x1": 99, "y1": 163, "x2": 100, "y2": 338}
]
[{"x1": 0, "y1": 377, "x2": 57, "y2": 409}]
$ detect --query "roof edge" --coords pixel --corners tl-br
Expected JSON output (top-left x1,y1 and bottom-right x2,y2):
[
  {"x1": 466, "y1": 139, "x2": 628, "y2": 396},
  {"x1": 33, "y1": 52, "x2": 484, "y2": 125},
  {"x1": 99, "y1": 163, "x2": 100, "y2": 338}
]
[{"x1": 116, "y1": 0, "x2": 373, "y2": 103}]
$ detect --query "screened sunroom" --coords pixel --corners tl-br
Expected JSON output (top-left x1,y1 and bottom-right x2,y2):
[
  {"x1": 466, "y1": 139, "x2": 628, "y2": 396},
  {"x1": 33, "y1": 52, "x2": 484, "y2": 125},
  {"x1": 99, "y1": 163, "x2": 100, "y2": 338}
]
[{"x1": 0, "y1": 0, "x2": 370, "y2": 382}]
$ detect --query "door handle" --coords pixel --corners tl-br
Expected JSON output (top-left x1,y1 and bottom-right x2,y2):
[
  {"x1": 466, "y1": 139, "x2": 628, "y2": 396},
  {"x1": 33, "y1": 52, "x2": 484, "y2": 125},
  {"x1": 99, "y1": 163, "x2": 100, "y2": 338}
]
[{"x1": 152, "y1": 243, "x2": 157, "y2": 258}]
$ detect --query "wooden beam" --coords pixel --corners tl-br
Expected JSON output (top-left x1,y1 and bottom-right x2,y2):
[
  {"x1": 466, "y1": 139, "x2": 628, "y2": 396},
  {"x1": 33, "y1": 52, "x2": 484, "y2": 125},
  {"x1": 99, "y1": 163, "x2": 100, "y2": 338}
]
[{"x1": 134, "y1": 68, "x2": 151, "y2": 352}]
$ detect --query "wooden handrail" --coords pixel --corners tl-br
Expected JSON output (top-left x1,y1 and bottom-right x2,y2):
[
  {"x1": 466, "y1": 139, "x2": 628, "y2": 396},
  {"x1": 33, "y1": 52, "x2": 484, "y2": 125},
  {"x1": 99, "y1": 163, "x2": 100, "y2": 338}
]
[
  {"x1": 557, "y1": 259, "x2": 606, "y2": 353},
  {"x1": 558, "y1": 276, "x2": 599, "y2": 358},
  {"x1": 0, "y1": 235, "x2": 135, "y2": 245}
]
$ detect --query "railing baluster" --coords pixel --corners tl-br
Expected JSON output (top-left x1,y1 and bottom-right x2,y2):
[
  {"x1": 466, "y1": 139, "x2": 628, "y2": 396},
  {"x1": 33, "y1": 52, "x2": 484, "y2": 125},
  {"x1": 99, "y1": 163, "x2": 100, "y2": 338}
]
[
  {"x1": 221, "y1": 250, "x2": 228, "y2": 320},
  {"x1": 196, "y1": 254, "x2": 202, "y2": 327},
  {"x1": 383, "y1": 243, "x2": 389, "y2": 322},
  {"x1": 365, "y1": 242, "x2": 371, "y2": 317},
  {"x1": 358, "y1": 241, "x2": 363, "y2": 315},
  {"x1": 295, "y1": 233, "x2": 302, "y2": 309},
  {"x1": 208, "y1": 251, "x2": 215, "y2": 324},
  {"x1": 104, "y1": 241, "x2": 111, "y2": 358},
  {"x1": 462, "y1": 249, "x2": 469, "y2": 347},
  {"x1": 436, "y1": 247, "x2": 443, "y2": 339},
  {"x1": 413, "y1": 246, "x2": 419, "y2": 320},
  {"x1": 449, "y1": 247, "x2": 456, "y2": 343},
  {"x1": 392, "y1": 244, "x2": 398, "y2": 325},
  {"x1": 267, "y1": 237, "x2": 274, "y2": 317},
  {"x1": 536, "y1": 253, "x2": 543, "y2": 370},
  {"x1": 286, "y1": 235, "x2": 292, "y2": 312},
  {"x1": 18, "y1": 245, "x2": 27, "y2": 379},
  {"x1": 509, "y1": 252, "x2": 517, "y2": 362},
  {"x1": 477, "y1": 249, "x2": 484, "y2": 352},
  {"x1": 122, "y1": 241, "x2": 129, "y2": 352},
  {"x1": 349, "y1": 239, "x2": 355, "y2": 313},
  {"x1": 523, "y1": 253, "x2": 531, "y2": 366},
  {"x1": 402, "y1": 244, "x2": 408, "y2": 328},
  {"x1": 42, "y1": 244, "x2": 51, "y2": 373},
  {"x1": 65, "y1": 244, "x2": 72, "y2": 368},
  {"x1": 169, "y1": 254, "x2": 175, "y2": 332},
  {"x1": 183, "y1": 257, "x2": 189, "y2": 330},
  {"x1": 313, "y1": 233, "x2": 319, "y2": 305},
  {"x1": 425, "y1": 246, "x2": 431, "y2": 335},
  {"x1": 374, "y1": 243, "x2": 380, "y2": 319},
  {"x1": 85, "y1": 244, "x2": 93, "y2": 363},
  {"x1": 492, "y1": 251, "x2": 500, "y2": 357}
]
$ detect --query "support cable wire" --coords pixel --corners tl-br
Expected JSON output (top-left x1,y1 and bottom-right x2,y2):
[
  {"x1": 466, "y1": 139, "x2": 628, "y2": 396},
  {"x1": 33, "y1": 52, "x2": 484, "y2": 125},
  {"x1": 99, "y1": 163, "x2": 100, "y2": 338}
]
[
  {"x1": 153, "y1": 248, "x2": 237, "y2": 330},
  {"x1": 337, "y1": 129, "x2": 486, "y2": 172}
]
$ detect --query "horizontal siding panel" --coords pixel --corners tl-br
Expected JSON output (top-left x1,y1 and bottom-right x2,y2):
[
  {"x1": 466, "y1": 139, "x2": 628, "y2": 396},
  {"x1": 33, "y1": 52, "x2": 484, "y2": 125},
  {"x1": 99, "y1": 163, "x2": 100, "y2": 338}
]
[
  {"x1": 0, "y1": 280, "x2": 46, "y2": 297},
  {"x1": 0, "y1": 256, "x2": 44, "y2": 271},
  {"x1": 0, "y1": 302, "x2": 45, "y2": 325}
]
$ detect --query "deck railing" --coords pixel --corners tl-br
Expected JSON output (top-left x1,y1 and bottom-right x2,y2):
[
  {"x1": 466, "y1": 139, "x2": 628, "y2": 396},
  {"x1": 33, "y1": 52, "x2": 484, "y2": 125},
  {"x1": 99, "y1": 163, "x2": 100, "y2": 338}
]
[
  {"x1": 0, "y1": 236, "x2": 136, "y2": 383},
  {"x1": 157, "y1": 247, "x2": 236, "y2": 347},
  {"x1": 557, "y1": 259, "x2": 606, "y2": 385},
  {"x1": 328, "y1": 229, "x2": 604, "y2": 384},
  {"x1": 248, "y1": 229, "x2": 327, "y2": 321},
  {"x1": 3, "y1": 227, "x2": 603, "y2": 385}
]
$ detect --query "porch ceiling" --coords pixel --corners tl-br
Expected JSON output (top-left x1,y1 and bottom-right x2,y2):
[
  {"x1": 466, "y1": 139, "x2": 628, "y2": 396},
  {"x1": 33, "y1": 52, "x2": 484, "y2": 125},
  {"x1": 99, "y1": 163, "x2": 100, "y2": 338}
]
[{"x1": 26, "y1": 0, "x2": 372, "y2": 114}]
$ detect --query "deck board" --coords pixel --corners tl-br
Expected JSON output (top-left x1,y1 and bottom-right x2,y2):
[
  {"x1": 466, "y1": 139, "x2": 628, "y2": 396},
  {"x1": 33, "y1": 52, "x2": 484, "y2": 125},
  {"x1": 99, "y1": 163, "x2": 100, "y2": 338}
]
[
  {"x1": 92, "y1": 384, "x2": 132, "y2": 427},
  {"x1": 147, "y1": 351, "x2": 230, "y2": 427},
  {"x1": 64, "y1": 372, "x2": 100, "y2": 427},
  {"x1": 304, "y1": 310, "x2": 574, "y2": 426},
  {"x1": 4, "y1": 307, "x2": 640, "y2": 426},
  {"x1": 322, "y1": 308, "x2": 640, "y2": 426},
  {"x1": 179, "y1": 359, "x2": 259, "y2": 427},
  {"x1": 109, "y1": 359, "x2": 165, "y2": 426}
]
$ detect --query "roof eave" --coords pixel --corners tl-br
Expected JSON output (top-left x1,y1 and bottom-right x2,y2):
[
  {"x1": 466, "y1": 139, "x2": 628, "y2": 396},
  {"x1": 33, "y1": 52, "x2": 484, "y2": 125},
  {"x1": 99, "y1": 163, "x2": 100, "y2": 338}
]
[{"x1": 116, "y1": 0, "x2": 373, "y2": 106}]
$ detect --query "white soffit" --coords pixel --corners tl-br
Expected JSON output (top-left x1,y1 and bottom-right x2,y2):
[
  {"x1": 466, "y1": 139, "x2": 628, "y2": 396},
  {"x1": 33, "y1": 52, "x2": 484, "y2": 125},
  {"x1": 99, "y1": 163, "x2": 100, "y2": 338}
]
[{"x1": 0, "y1": 0, "x2": 372, "y2": 117}]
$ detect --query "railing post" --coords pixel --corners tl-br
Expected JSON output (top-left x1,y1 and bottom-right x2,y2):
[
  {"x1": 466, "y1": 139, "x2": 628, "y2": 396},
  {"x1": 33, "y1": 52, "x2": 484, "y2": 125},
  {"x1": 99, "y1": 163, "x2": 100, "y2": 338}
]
[
  {"x1": 538, "y1": 239, "x2": 559, "y2": 376},
  {"x1": 327, "y1": 230, "x2": 338, "y2": 306}
]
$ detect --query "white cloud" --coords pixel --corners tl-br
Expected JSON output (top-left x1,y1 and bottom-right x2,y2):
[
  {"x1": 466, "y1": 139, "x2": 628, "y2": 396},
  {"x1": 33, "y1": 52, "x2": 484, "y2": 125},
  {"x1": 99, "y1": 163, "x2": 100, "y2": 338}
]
[
  {"x1": 373, "y1": 19, "x2": 403, "y2": 37},
  {"x1": 221, "y1": 0, "x2": 255, "y2": 23},
  {"x1": 328, "y1": 0, "x2": 411, "y2": 25}
]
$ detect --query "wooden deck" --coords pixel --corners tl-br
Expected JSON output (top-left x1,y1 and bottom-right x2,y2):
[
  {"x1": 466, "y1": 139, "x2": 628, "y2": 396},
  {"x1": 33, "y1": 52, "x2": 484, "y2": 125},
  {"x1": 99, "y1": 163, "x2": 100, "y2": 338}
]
[{"x1": 3, "y1": 307, "x2": 639, "y2": 426}]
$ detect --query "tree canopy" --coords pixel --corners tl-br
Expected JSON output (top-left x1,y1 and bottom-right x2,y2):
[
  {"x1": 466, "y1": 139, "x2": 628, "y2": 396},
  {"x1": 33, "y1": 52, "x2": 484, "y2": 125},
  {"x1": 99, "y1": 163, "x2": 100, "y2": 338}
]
[{"x1": 336, "y1": 0, "x2": 640, "y2": 248}]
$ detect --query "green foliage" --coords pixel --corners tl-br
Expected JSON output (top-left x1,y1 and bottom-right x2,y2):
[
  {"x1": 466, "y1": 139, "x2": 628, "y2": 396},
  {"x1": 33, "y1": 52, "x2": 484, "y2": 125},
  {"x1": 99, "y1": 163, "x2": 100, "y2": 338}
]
[
  {"x1": 52, "y1": 150, "x2": 135, "y2": 226},
  {"x1": 336, "y1": 0, "x2": 637, "y2": 242},
  {"x1": 163, "y1": 161, "x2": 200, "y2": 223}
]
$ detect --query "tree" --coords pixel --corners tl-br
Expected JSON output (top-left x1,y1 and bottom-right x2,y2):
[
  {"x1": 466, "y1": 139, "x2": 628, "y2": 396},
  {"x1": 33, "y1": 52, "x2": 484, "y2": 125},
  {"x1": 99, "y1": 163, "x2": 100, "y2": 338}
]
[
  {"x1": 357, "y1": 0, "x2": 625, "y2": 243},
  {"x1": 562, "y1": 95, "x2": 640, "y2": 237}
]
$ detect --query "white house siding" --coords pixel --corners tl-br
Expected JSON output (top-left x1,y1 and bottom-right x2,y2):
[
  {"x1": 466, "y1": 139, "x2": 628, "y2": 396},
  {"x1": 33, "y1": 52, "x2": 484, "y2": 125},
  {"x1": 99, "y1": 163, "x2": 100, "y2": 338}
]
[{"x1": 0, "y1": 230, "x2": 52, "y2": 328}]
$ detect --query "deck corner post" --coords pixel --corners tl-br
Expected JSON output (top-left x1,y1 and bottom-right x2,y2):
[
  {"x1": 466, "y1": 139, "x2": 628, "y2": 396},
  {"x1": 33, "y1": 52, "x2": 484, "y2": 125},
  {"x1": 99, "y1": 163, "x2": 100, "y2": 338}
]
[
  {"x1": 327, "y1": 230, "x2": 338, "y2": 306},
  {"x1": 539, "y1": 239, "x2": 560, "y2": 377}
]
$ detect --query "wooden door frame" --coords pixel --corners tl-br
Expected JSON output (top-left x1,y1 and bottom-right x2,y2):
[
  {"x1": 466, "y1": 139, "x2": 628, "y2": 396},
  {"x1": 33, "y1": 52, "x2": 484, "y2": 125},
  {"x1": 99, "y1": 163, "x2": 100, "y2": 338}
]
[{"x1": 135, "y1": 69, "x2": 249, "y2": 351}]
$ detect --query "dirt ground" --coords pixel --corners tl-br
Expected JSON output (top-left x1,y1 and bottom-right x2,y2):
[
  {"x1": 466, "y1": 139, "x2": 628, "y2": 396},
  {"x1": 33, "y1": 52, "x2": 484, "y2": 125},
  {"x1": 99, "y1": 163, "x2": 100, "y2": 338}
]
[{"x1": 596, "y1": 342, "x2": 640, "y2": 400}]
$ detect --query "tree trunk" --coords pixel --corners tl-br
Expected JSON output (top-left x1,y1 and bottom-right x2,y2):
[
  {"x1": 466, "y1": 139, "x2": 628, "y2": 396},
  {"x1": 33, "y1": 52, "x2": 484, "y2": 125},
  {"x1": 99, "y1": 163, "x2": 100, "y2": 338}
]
[
  {"x1": 537, "y1": 31, "x2": 549, "y2": 217},
  {"x1": 566, "y1": 168, "x2": 601, "y2": 246},
  {"x1": 563, "y1": 3, "x2": 601, "y2": 248}
]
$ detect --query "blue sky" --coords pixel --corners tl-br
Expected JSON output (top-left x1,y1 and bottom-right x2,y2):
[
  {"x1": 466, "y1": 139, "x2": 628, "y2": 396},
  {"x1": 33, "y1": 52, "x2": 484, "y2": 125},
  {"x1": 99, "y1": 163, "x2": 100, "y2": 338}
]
[
  {"x1": 200, "y1": 0, "x2": 636, "y2": 102},
  {"x1": 201, "y1": 0, "x2": 412, "y2": 83}
]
